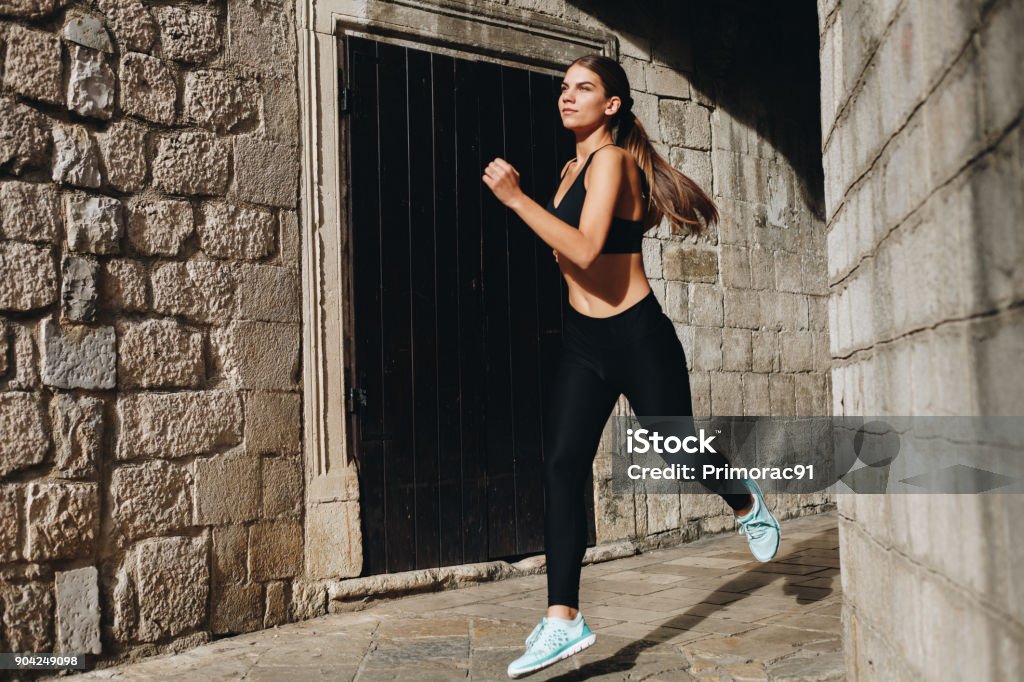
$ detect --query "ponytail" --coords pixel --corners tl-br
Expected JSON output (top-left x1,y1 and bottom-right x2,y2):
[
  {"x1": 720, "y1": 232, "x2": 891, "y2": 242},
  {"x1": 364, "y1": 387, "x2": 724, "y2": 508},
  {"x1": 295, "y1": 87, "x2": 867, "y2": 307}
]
[
  {"x1": 569, "y1": 53, "x2": 719, "y2": 239},
  {"x1": 615, "y1": 109, "x2": 718, "y2": 238}
]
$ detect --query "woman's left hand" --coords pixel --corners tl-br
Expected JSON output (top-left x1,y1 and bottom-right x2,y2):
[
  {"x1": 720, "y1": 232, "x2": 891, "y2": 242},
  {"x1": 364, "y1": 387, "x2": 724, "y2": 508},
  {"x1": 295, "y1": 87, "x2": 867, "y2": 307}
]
[{"x1": 482, "y1": 157, "x2": 524, "y2": 208}]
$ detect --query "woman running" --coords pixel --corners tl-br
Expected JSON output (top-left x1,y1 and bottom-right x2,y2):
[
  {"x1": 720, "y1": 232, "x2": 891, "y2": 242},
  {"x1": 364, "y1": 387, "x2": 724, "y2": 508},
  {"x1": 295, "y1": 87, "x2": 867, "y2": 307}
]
[{"x1": 481, "y1": 54, "x2": 781, "y2": 678}]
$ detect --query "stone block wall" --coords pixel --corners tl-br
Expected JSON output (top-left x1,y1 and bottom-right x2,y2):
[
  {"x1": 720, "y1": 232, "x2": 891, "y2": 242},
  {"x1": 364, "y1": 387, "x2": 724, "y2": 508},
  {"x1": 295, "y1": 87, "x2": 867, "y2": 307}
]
[
  {"x1": 819, "y1": 0, "x2": 1023, "y2": 678},
  {"x1": 0, "y1": 0, "x2": 303, "y2": 665}
]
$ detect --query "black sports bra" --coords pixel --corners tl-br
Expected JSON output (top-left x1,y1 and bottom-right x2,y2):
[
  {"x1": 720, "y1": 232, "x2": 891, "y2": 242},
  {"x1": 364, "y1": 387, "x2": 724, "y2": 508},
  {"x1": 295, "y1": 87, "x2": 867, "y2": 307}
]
[{"x1": 545, "y1": 143, "x2": 648, "y2": 254}]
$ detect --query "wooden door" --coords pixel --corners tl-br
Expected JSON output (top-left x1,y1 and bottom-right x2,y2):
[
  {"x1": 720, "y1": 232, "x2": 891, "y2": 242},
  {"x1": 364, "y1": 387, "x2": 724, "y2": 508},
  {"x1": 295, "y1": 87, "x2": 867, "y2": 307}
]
[{"x1": 343, "y1": 35, "x2": 597, "y2": 575}]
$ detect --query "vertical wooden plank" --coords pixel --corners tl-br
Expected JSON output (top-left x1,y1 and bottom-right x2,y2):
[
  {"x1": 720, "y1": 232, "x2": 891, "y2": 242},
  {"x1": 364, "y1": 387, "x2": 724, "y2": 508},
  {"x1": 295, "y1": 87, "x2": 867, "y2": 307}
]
[
  {"x1": 503, "y1": 65, "x2": 545, "y2": 556},
  {"x1": 407, "y1": 47, "x2": 440, "y2": 569},
  {"x1": 347, "y1": 36, "x2": 387, "y2": 577},
  {"x1": 378, "y1": 41, "x2": 417, "y2": 573},
  {"x1": 455, "y1": 57, "x2": 487, "y2": 563},
  {"x1": 432, "y1": 53, "x2": 464, "y2": 568},
  {"x1": 478, "y1": 60, "x2": 517, "y2": 560}
]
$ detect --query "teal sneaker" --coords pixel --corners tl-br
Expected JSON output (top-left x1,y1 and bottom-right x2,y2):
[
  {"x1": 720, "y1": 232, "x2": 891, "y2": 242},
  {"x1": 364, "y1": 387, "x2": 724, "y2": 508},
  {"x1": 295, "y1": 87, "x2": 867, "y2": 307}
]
[
  {"x1": 735, "y1": 478, "x2": 781, "y2": 562},
  {"x1": 507, "y1": 612, "x2": 596, "y2": 678}
]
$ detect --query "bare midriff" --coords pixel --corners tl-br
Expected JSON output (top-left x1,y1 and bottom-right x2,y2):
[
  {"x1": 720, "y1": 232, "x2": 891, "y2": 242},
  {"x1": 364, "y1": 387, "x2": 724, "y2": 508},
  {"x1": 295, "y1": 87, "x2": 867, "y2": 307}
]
[{"x1": 559, "y1": 253, "x2": 652, "y2": 318}]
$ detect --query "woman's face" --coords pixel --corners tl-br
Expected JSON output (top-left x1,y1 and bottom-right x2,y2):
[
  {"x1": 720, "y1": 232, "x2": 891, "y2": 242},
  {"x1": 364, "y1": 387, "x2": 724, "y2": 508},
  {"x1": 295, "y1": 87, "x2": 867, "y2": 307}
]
[{"x1": 558, "y1": 64, "x2": 615, "y2": 130}]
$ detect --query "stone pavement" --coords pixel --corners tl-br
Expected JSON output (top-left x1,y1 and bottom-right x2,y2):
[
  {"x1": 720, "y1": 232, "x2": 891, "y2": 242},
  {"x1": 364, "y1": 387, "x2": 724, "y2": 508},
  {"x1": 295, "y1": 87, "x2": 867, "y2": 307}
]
[{"x1": 76, "y1": 511, "x2": 843, "y2": 681}]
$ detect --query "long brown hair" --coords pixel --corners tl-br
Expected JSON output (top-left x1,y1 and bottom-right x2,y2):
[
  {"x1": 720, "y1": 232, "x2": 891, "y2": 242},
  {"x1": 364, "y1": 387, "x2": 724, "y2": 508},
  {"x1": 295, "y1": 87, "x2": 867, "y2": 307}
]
[{"x1": 568, "y1": 54, "x2": 718, "y2": 237}]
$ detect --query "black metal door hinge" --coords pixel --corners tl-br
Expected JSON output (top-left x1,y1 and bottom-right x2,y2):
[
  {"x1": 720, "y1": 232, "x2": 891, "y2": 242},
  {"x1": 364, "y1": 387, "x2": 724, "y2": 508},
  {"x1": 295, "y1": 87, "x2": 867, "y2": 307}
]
[
  {"x1": 346, "y1": 385, "x2": 367, "y2": 413},
  {"x1": 339, "y1": 86, "x2": 353, "y2": 114}
]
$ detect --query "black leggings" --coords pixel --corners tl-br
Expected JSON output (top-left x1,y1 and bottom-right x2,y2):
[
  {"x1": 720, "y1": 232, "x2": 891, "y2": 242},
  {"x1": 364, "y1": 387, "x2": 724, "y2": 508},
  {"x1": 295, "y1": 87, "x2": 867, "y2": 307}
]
[{"x1": 543, "y1": 289, "x2": 751, "y2": 609}]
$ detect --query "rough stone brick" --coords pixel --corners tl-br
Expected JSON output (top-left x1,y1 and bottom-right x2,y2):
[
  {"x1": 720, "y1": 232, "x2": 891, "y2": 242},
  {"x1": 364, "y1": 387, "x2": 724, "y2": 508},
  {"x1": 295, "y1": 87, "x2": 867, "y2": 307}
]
[
  {"x1": 304, "y1": 500, "x2": 360, "y2": 579},
  {"x1": 116, "y1": 390, "x2": 242, "y2": 460},
  {"x1": 101, "y1": 259, "x2": 147, "y2": 312},
  {"x1": 62, "y1": 10, "x2": 114, "y2": 52},
  {"x1": 26, "y1": 482, "x2": 99, "y2": 561},
  {"x1": 0, "y1": 324, "x2": 6, "y2": 375},
  {"x1": 262, "y1": 74, "x2": 299, "y2": 148},
  {"x1": 64, "y1": 193, "x2": 124, "y2": 254},
  {"x1": 0, "y1": 392, "x2": 50, "y2": 477},
  {"x1": 7, "y1": 323, "x2": 41, "y2": 390},
  {"x1": 768, "y1": 373, "x2": 796, "y2": 416},
  {"x1": 153, "y1": 6, "x2": 220, "y2": 63},
  {"x1": 664, "y1": 243, "x2": 717, "y2": 282},
  {"x1": 67, "y1": 45, "x2": 115, "y2": 120},
  {"x1": 96, "y1": 120, "x2": 148, "y2": 192},
  {"x1": 264, "y1": 581, "x2": 288, "y2": 627},
  {"x1": 720, "y1": 245, "x2": 751, "y2": 289},
  {"x1": 691, "y1": 327, "x2": 722, "y2": 371},
  {"x1": 741, "y1": 372, "x2": 771, "y2": 416},
  {"x1": 722, "y1": 327, "x2": 753, "y2": 372},
  {"x1": 55, "y1": 566, "x2": 101, "y2": 654},
  {"x1": 724, "y1": 288, "x2": 761, "y2": 329},
  {"x1": 61, "y1": 254, "x2": 99, "y2": 322},
  {"x1": 710, "y1": 371, "x2": 743, "y2": 416},
  {"x1": 226, "y1": 0, "x2": 297, "y2": 78},
  {"x1": 0, "y1": 95, "x2": 50, "y2": 174},
  {"x1": 119, "y1": 52, "x2": 178, "y2": 124},
  {"x1": 245, "y1": 391, "x2": 301, "y2": 455},
  {"x1": 111, "y1": 460, "x2": 192, "y2": 542},
  {"x1": 116, "y1": 318, "x2": 203, "y2": 389},
  {"x1": 95, "y1": 0, "x2": 155, "y2": 52},
  {"x1": 2, "y1": 24, "x2": 62, "y2": 104},
  {"x1": 279, "y1": 209, "x2": 300, "y2": 267},
  {"x1": 795, "y1": 373, "x2": 829, "y2": 415},
  {"x1": 0, "y1": 581, "x2": 53, "y2": 652},
  {"x1": 0, "y1": 486, "x2": 22, "y2": 561},
  {"x1": 668, "y1": 146, "x2": 713, "y2": 194},
  {"x1": 212, "y1": 525, "x2": 247, "y2": 584},
  {"x1": 126, "y1": 198, "x2": 193, "y2": 256},
  {"x1": 660, "y1": 100, "x2": 711, "y2": 151},
  {"x1": 249, "y1": 520, "x2": 303, "y2": 580},
  {"x1": 780, "y1": 330, "x2": 816, "y2": 372},
  {"x1": 193, "y1": 451, "x2": 260, "y2": 525},
  {"x1": 52, "y1": 124, "x2": 102, "y2": 188},
  {"x1": 752, "y1": 329, "x2": 780, "y2": 372},
  {"x1": 197, "y1": 200, "x2": 276, "y2": 260},
  {"x1": 212, "y1": 582, "x2": 262, "y2": 635},
  {"x1": 646, "y1": 62, "x2": 690, "y2": 98},
  {"x1": 0, "y1": 181, "x2": 61, "y2": 243},
  {"x1": 132, "y1": 535, "x2": 208, "y2": 642},
  {"x1": 51, "y1": 394, "x2": 102, "y2": 480},
  {"x1": 0, "y1": 241, "x2": 57, "y2": 311},
  {"x1": 184, "y1": 70, "x2": 259, "y2": 133},
  {"x1": 690, "y1": 283, "x2": 724, "y2": 326},
  {"x1": 0, "y1": 0, "x2": 57, "y2": 18},
  {"x1": 152, "y1": 130, "x2": 230, "y2": 196},
  {"x1": 213, "y1": 321, "x2": 300, "y2": 390},
  {"x1": 231, "y1": 135, "x2": 298, "y2": 208},
  {"x1": 262, "y1": 455, "x2": 301, "y2": 517},
  {"x1": 151, "y1": 259, "x2": 236, "y2": 323},
  {"x1": 40, "y1": 316, "x2": 116, "y2": 389},
  {"x1": 663, "y1": 280, "x2": 688, "y2": 322},
  {"x1": 238, "y1": 265, "x2": 299, "y2": 322}
]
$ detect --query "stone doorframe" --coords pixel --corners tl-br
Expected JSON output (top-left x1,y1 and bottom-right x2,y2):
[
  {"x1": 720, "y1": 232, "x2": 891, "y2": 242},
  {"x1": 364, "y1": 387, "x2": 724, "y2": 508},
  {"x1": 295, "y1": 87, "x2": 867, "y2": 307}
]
[{"x1": 295, "y1": 0, "x2": 616, "y2": 579}]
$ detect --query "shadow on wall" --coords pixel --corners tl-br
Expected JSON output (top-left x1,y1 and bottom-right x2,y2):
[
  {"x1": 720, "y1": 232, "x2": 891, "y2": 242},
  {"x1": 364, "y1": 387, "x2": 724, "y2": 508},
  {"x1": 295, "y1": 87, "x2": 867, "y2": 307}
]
[{"x1": 572, "y1": 0, "x2": 826, "y2": 220}]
